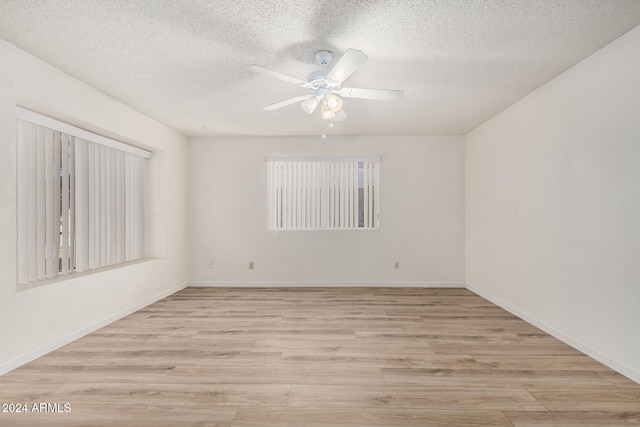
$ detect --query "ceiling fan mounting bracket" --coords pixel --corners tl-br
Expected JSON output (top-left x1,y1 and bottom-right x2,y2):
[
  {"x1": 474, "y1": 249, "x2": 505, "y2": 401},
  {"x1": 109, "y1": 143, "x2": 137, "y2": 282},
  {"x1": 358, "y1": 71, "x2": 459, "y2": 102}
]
[{"x1": 315, "y1": 50, "x2": 333, "y2": 66}]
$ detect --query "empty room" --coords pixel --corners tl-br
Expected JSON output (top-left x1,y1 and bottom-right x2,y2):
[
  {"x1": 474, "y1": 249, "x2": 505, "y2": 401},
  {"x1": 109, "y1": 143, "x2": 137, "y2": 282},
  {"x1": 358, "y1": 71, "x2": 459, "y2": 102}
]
[{"x1": 1, "y1": 1, "x2": 639, "y2": 426}]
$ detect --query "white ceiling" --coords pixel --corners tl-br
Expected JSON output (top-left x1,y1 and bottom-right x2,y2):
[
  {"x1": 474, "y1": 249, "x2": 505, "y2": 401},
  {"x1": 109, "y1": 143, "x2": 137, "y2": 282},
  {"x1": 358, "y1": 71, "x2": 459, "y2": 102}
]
[{"x1": 2, "y1": 1, "x2": 640, "y2": 137}]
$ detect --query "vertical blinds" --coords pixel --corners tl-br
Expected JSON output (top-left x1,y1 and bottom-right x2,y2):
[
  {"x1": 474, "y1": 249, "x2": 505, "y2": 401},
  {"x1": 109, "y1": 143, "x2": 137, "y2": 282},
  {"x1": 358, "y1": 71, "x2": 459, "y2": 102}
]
[
  {"x1": 16, "y1": 108, "x2": 150, "y2": 284},
  {"x1": 266, "y1": 156, "x2": 380, "y2": 230}
]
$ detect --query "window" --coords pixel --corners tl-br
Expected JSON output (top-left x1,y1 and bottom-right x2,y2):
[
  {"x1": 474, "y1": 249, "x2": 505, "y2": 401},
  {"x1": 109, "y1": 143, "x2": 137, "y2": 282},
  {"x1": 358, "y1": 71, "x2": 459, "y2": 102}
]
[
  {"x1": 16, "y1": 108, "x2": 151, "y2": 285},
  {"x1": 266, "y1": 156, "x2": 380, "y2": 230}
]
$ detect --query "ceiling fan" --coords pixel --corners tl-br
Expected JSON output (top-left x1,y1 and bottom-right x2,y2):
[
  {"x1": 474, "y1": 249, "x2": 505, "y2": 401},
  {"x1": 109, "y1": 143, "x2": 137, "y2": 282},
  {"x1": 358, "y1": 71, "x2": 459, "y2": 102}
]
[{"x1": 247, "y1": 49, "x2": 403, "y2": 121}]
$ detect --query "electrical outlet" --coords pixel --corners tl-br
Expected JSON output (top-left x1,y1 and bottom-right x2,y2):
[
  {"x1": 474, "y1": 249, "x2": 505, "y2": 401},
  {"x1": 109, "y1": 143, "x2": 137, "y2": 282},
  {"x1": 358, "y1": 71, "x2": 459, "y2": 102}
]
[
  {"x1": 395, "y1": 261, "x2": 400, "y2": 270},
  {"x1": 206, "y1": 259, "x2": 214, "y2": 269},
  {"x1": 249, "y1": 261, "x2": 254, "y2": 270}
]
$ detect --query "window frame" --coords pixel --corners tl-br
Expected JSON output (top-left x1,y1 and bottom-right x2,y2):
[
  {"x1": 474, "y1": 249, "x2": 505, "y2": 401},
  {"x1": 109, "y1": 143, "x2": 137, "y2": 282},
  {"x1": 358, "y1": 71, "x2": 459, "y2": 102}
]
[
  {"x1": 266, "y1": 156, "x2": 381, "y2": 231},
  {"x1": 16, "y1": 107, "x2": 152, "y2": 286}
]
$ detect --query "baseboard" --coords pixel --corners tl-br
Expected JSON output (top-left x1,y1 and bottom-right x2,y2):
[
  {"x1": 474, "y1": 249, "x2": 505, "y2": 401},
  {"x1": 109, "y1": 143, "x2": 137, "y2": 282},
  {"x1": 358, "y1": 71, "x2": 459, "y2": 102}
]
[
  {"x1": 0, "y1": 282, "x2": 187, "y2": 376},
  {"x1": 466, "y1": 284, "x2": 640, "y2": 385},
  {"x1": 188, "y1": 281, "x2": 465, "y2": 288}
]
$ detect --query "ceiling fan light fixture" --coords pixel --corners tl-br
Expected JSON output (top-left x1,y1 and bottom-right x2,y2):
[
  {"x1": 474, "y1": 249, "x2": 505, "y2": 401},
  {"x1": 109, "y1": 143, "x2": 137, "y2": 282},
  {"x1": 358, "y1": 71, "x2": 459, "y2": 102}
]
[
  {"x1": 325, "y1": 93, "x2": 343, "y2": 112},
  {"x1": 301, "y1": 96, "x2": 319, "y2": 114},
  {"x1": 321, "y1": 103, "x2": 335, "y2": 120}
]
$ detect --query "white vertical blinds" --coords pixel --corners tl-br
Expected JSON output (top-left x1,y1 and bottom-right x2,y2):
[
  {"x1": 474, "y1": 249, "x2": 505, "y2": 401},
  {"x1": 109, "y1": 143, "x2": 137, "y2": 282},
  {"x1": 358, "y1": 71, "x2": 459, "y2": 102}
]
[
  {"x1": 16, "y1": 109, "x2": 149, "y2": 285},
  {"x1": 266, "y1": 156, "x2": 380, "y2": 230}
]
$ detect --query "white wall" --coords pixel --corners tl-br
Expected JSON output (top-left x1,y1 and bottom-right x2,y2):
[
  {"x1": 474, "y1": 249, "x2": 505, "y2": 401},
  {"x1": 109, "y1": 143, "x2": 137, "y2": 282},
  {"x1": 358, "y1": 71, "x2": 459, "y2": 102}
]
[
  {"x1": 465, "y1": 25, "x2": 640, "y2": 383},
  {"x1": 188, "y1": 135, "x2": 465, "y2": 286},
  {"x1": 0, "y1": 40, "x2": 189, "y2": 373}
]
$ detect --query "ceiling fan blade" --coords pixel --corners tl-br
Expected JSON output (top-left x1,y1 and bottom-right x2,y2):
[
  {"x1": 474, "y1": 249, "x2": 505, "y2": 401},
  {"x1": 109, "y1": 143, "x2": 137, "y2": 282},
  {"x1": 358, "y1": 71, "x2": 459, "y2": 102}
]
[
  {"x1": 339, "y1": 87, "x2": 403, "y2": 101},
  {"x1": 327, "y1": 49, "x2": 368, "y2": 84},
  {"x1": 263, "y1": 94, "x2": 313, "y2": 111},
  {"x1": 247, "y1": 65, "x2": 310, "y2": 88},
  {"x1": 333, "y1": 109, "x2": 347, "y2": 122}
]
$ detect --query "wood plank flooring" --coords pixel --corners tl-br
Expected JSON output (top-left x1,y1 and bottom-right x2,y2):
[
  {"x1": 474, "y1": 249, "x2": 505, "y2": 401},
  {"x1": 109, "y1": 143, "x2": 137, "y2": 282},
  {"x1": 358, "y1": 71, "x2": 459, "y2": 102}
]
[{"x1": 1, "y1": 287, "x2": 639, "y2": 426}]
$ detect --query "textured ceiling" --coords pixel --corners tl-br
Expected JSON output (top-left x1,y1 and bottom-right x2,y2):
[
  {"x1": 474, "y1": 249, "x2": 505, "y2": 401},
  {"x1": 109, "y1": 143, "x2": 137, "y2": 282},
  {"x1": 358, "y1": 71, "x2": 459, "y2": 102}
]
[{"x1": 1, "y1": 0, "x2": 640, "y2": 137}]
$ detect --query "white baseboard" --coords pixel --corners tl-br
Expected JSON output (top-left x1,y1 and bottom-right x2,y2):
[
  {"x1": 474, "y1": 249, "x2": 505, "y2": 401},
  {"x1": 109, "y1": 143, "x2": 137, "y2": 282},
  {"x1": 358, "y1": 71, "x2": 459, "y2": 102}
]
[
  {"x1": 188, "y1": 281, "x2": 465, "y2": 288},
  {"x1": 0, "y1": 282, "x2": 187, "y2": 376},
  {"x1": 466, "y1": 284, "x2": 640, "y2": 385}
]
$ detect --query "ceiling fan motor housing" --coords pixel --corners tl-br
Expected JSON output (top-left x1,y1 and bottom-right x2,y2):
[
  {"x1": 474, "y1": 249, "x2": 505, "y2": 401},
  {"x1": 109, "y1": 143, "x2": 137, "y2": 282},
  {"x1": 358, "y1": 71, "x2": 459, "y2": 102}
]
[
  {"x1": 307, "y1": 71, "x2": 338, "y2": 91},
  {"x1": 307, "y1": 67, "x2": 341, "y2": 99}
]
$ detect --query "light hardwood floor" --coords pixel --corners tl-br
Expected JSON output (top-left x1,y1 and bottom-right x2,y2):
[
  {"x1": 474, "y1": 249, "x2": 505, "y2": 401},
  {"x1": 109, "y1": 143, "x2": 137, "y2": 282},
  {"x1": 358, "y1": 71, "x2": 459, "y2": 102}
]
[{"x1": 1, "y1": 287, "x2": 639, "y2": 426}]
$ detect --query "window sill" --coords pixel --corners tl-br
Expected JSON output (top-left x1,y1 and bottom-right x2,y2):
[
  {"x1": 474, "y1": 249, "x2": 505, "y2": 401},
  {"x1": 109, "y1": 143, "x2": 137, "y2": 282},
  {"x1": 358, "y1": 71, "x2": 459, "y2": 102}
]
[{"x1": 16, "y1": 257, "x2": 159, "y2": 292}]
